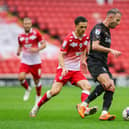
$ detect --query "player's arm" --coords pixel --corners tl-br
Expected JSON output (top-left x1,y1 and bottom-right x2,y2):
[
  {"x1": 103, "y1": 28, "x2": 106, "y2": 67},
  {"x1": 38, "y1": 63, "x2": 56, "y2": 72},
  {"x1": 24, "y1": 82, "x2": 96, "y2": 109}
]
[
  {"x1": 81, "y1": 37, "x2": 89, "y2": 66},
  {"x1": 38, "y1": 40, "x2": 47, "y2": 51},
  {"x1": 29, "y1": 31, "x2": 47, "y2": 53},
  {"x1": 81, "y1": 49, "x2": 88, "y2": 73},
  {"x1": 81, "y1": 48, "x2": 87, "y2": 65},
  {"x1": 29, "y1": 40, "x2": 47, "y2": 53},
  {"x1": 59, "y1": 51, "x2": 66, "y2": 69},
  {"x1": 17, "y1": 36, "x2": 23, "y2": 56},
  {"x1": 92, "y1": 40, "x2": 121, "y2": 57},
  {"x1": 92, "y1": 27, "x2": 121, "y2": 57},
  {"x1": 58, "y1": 51, "x2": 68, "y2": 76},
  {"x1": 59, "y1": 39, "x2": 69, "y2": 76},
  {"x1": 17, "y1": 44, "x2": 22, "y2": 56}
]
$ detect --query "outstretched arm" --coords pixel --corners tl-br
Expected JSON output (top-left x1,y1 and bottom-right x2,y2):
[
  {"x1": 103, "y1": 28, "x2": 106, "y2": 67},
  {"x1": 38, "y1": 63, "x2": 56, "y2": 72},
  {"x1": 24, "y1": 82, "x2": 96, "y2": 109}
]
[{"x1": 92, "y1": 40, "x2": 121, "y2": 57}]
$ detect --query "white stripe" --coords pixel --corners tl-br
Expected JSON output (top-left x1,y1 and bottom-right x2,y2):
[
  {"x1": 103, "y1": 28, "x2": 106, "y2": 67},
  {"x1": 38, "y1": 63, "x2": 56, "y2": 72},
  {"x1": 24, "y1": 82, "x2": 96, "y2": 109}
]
[
  {"x1": 36, "y1": 81, "x2": 41, "y2": 87},
  {"x1": 21, "y1": 79, "x2": 25, "y2": 84},
  {"x1": 47, "y1": 90, "x2": 52, "y2": 99},
  {"x1": 82, "y1": 90, "x2": 90, "y2": 95}
]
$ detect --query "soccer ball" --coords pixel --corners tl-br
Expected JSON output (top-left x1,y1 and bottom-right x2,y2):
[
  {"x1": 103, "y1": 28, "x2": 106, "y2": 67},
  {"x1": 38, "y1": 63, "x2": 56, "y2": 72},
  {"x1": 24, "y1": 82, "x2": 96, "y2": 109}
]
[{"x1": 122, "y1": 107, "x2": 129, "y2": 120}]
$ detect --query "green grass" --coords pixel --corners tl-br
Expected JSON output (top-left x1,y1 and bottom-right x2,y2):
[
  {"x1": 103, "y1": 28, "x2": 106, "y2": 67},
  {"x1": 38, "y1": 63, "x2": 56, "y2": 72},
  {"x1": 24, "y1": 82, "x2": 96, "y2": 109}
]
[{"x1": 0, "y1": 86, "x2": 129, "y2": 129}]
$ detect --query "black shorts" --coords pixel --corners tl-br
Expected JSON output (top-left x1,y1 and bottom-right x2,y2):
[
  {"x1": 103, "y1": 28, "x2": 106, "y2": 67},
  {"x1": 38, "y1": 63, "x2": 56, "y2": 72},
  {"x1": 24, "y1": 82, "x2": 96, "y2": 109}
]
[{"x1": 87, "y1": 59, "x2": 112, "y2": 81}]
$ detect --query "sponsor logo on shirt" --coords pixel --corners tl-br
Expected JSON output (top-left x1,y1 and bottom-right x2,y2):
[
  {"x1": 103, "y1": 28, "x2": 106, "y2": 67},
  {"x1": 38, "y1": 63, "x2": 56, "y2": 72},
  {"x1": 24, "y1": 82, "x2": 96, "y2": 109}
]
[
  {"x1": 29, "y1": 35, "x2": 36, "y2": 40},
  {"x1": 79, "y1": 43, "x2": 83, "y2": 48},
  {"x1": 84, "y1": 41, "x2": 88, "y2": 45},
  {"x1": 20, "y1": 37, "x2": 24, "y2": 41},
  {"x1": 95, "y1": 29, "x2": 101, "y2": 35},
  {"x1": 76, "y1": 52, "x2": 82, "y2": 56},
  {"x1": 59, "y1": 76, "x2": 63, "y2": 80},
  {"x1": 70, "y1": 42, "x2": 78, "y2": 47},
  {"x1": 25, "y1": 38, "x2": 29, "y2": 43}
]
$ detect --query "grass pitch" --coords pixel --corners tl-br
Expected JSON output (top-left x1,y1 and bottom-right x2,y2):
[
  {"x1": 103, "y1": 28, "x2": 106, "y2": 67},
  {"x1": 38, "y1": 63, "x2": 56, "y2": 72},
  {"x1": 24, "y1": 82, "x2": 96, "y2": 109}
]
[{"x1": 0, "y1": 86, "x2": 129, "y2": 129}]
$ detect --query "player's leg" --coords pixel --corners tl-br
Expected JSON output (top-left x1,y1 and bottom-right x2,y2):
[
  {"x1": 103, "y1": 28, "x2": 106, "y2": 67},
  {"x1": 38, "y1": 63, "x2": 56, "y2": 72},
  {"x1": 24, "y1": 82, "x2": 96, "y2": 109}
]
[
  {"x1": 84, "y1": 63, "x2": 105, "y2": 104},
  {"x1": 38, "y1": 82, "x2": 63, "y2": 107},
  {"x1": 33, "y1": 78, "x2": 42, "y2": 104},
  {"x1": 71, "y1": 71, "x2": 91, "y2": 102},
  {"x1": 30, "y1": 82, "x2": 63, "y2": 117},
  {"x1": 72, "y1": 71, "x2": 97, "y2": 118},
  {"x1": 18, "y1": 72, "x2": 28, "y2": 89},
  {"x1": 18, "y1": 63, "x2": 31, "y2": 101},
  {"x1": 76, "y1": 79, "x2": 97, "y2": 118},
  {"x1": 80, "y1": 63, "x2": 108, "y2": 109},
  {"x1": 97, "y1": 73, "x2": 116, "y2": 120},
  {"x1": 31, "y1": 64, "x2": 42, "y2": 104},
  {"x1": 30, "y1": 68, "x2": 67, "y2": 117},
  {"x1": 77, "y1": 83, "x2": 104, "y2": 118},
  {"x1": 76, "y1": 79, "x2": 91, "y2": 102},
  {"x1": 85, "y1": 84, "x2": 104, "y2": 104}
]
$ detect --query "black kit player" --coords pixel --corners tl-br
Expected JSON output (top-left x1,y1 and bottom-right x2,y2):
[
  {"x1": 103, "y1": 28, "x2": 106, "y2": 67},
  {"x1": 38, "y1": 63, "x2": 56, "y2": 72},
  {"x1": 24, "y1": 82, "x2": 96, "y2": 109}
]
[{"x1": 77, "y1": 8, "x2": 122, "y2": 120}]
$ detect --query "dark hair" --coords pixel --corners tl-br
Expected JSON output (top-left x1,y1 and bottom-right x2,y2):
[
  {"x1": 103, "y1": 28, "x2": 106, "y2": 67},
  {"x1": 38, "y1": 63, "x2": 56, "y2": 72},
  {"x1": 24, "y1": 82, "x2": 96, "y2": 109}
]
[
  {"x1": 107, "y1": 8, "x2": 122, "y2": 16},
  {"x1": 74, "y1": 16, "x2": 88, "y2": 25}
]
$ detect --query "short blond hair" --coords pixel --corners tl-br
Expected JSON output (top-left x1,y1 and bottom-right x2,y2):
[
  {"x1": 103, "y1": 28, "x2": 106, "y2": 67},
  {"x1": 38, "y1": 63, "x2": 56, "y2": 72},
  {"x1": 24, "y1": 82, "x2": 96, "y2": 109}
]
[
  {"x1": 23, "y1": 17, "x2": 32, "y2": 22},
  {"x1": 107, "y1": 8, "x2": 122, "y2": 16}
]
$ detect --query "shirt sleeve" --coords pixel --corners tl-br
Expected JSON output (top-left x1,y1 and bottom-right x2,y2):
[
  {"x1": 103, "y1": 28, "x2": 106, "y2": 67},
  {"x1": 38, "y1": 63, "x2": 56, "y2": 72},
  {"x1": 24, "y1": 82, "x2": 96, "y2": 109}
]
[
  {"x1": 60, "y1": 38, "x2": 70, "y2": 53},
  {"x1": 91, "y1": 27, "x2": 102, "y2": 41},
  {"x1": 37, "y1": 31, "x2": 43, "y2": 43}
]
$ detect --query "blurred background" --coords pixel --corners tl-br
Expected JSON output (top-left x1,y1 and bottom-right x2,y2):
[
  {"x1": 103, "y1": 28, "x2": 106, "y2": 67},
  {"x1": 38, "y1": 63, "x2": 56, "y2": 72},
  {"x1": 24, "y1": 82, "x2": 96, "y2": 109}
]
[{"x1": 0, "y1": 0, "x2": 129, "y2": 87}]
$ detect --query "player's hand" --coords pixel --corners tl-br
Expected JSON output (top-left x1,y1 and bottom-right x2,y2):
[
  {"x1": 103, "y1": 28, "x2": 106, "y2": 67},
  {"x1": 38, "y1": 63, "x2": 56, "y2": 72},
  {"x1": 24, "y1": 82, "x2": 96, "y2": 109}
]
[
  {"x1": 81, "y1": 60, "x2": 88, "y2": 73},
  {"x1": 81, "y1": 60, "x2": 87, "y2": 67},
  {"x1": 29, "y1": 48, "x2": 39, "y2": 53},
  {"x1": 61, "y1": 67, "x2": 68, "y2": 77},
  {"x1": 110, "y1": 49, "x2": 121, "y2": 57},
  {"x1": 16, "y1": 52, "x2": 20, "y2": 56}
]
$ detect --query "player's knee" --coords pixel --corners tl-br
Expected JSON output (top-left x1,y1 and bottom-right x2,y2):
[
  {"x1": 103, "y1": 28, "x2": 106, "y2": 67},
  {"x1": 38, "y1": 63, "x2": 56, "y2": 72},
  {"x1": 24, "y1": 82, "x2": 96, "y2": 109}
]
[
  {"x1": 103, "y1": 81, "x2": 111, "y2": 89},
  {"x1": 34, "y1": 79, "x2": 40, "y2": 85},
  {"x1": 18, "y1": 76, "x2": 25, "y2": 81},
  {"x1": 86, "y1": 85, "x2": 91, "y2": 91},
  {"x1": 113, "y1": 86, "x2": 115, "y2": 92},
  {"x1": 108, "y1": 85, "x2": 115, "y2": 92},
  {"x1": 103, "y1": 81, "x2": 115, "y2": 92},
  {"x1": 81, "y1": 83, "x2": 91, "y2": 91}
]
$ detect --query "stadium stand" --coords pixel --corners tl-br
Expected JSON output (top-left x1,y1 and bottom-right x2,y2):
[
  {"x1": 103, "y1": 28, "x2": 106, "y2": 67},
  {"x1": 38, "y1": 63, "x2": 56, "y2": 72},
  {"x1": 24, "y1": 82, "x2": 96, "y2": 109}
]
[{"x1": 0, "y1": 0, "x2": 129, "y2": 76}]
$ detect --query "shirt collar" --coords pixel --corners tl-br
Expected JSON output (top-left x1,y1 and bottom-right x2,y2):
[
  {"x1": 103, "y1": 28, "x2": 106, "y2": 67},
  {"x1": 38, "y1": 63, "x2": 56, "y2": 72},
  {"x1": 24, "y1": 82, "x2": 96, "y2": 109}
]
[{"x1": 72, "y1": 31, "x2": 85, "y2": 40}]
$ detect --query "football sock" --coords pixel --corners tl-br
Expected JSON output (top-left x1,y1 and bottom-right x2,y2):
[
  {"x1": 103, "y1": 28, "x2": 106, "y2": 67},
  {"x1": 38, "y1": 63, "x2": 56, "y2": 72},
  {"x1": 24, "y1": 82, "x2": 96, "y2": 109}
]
[
  {"x1": 35, "y1": 81, "x2": 42, "y2": 96},
  {"x1": 101, "y1": 110, "x2": 108, "y2": 115},
  {"x1": 38, "y1": 90, "x2": 52, "y2": 107},
  {"x1": 21, "y1": 80, "x2": 29, "y2": 90},
  {"x1": 85, "y1": 84, "x2": 104, "y2": 103},
  {"x1": 103, "y1": 90, "x2": 114, "y2": 111},
  {"x1": 36, "y1": 85, "x2": 42, "y2": 96},
  {"x1": 81, "y1": 90, "x2": 90, "y2": 102}
]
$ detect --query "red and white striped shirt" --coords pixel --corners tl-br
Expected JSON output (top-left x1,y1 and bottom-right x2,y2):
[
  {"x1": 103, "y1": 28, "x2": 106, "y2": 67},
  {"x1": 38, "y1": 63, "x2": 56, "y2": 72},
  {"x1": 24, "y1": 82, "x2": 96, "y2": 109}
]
[
  {"x1": 59, "y1": 32, "x2": 89, "y2": 71},
  {"x1": 18, "y1": 29, "x2": 44, "y2": 65}
]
